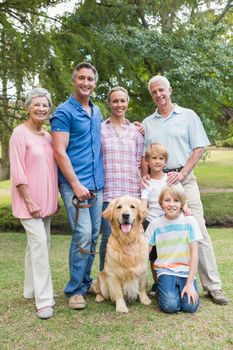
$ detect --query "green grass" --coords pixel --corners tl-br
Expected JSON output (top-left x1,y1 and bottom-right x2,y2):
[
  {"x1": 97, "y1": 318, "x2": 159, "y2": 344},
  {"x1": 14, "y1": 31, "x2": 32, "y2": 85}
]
[
  {"x1": 194, "y1": 148, "x2": 233, "y2": 189},
  {"x1": 0, "y1": 229, "x2": 233, "y2": 350}
]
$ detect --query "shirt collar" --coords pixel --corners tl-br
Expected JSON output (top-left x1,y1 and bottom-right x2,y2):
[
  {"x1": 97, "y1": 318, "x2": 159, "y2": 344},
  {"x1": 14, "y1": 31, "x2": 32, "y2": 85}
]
[
  {"x1": 105, "y1": 117, "x2": 130, "y2": 125},
  {"x1": 152, "y1": 104, "x2": 182, "y2": 119},
  {"x1": 68, "y1": 95, "x2": 94, "y2": 109}
]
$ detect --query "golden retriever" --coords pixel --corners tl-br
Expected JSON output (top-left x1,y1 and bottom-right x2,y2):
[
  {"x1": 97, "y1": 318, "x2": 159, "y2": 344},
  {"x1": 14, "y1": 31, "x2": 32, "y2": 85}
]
[{"x1": 91, "y1": 196, "x2": 151, "y2": 313}]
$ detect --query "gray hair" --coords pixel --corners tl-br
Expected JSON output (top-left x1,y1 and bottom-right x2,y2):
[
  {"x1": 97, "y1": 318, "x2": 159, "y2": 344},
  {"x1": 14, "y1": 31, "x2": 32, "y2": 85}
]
[
  {"x1": 148, "y1": 75, "x2": 171, "y2": 94},
  {"x1": 107, "y1": 86, "x2": 129, "y2": 103},
  {"x1": 25, "y1": 88, "x2": 52, "y2": 109},
  {"x1": 72, "y1": 62, "x2": 98, "y2": 83}
]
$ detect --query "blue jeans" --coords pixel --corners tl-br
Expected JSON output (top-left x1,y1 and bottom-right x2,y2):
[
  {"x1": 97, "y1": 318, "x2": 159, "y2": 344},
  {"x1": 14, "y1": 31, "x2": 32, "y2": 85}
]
[
  {"x1": 99, "y1": 202, "x2": 111, "y2": 271},
  {"x1": 59, "y1": 183, "x2": 103, "y2": 297},
  {"x1": 158, "y1": 274, "x2": 200, "y2": 313}
]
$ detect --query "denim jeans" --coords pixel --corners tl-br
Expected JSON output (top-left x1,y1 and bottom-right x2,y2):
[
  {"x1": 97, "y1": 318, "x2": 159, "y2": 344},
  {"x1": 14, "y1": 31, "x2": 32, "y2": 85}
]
[
  {"x1": 99, "y1": 201, "x2": 111, "y2": 271},
  {"x1": 59, "y1": 183, "x2": 103, "y2": 297},
  {"x1": 158, "y1": 274, "x2": 200, "y2": 313}
]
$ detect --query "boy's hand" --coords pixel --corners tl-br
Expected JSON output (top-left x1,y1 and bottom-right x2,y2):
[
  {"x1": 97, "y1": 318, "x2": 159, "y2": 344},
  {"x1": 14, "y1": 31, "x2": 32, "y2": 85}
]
[{"x1": 181, "y1": 283, "x2": 199, "y2": 305}]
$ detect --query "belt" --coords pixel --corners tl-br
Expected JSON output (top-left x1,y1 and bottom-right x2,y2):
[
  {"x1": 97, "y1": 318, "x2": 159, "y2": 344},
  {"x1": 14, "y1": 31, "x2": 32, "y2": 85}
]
[{"x1": 163, "y1": 166, "x2": 183, "y2": 173}]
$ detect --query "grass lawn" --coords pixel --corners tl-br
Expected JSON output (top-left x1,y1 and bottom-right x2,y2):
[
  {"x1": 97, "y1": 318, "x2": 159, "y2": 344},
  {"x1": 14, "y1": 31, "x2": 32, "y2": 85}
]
[
  {"x1": 0, "y1": 229, "x2": 233, "y2": 350},
  {"x1": 194, "y1": 148, "x2": 233, "y2": 189}
]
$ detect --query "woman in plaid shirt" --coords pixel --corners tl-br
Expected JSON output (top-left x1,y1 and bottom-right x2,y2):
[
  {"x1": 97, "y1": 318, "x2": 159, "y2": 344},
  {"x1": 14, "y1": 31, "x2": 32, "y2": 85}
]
[{"x1": 99, "y1": 86, "x2": 144, "y2": 271}]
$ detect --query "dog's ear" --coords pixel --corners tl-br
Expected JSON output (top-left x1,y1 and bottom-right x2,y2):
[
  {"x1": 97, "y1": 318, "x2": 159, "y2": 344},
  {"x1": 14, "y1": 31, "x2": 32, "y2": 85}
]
[
  {"x1": 137, "y1": 199, "x2": 148, "y2": 221},
  {"x1": 102, "y1": 199, "x2": 116, "y2": 221}
]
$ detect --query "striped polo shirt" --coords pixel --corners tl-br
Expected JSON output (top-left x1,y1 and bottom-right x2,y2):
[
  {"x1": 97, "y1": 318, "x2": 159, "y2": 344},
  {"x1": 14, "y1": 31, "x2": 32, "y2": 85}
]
[{"x1": 145, "y1": 214, "x2": 203, "y2": 278}]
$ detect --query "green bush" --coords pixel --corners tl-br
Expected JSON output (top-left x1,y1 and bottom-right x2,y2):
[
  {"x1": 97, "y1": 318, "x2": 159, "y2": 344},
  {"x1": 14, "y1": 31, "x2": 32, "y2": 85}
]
[
  {"x1": 1, "y1": 193, "x2": 233, "y2": 232},
  {"x1": 0, "y1": 205, "x2": 70, "y2": 234},
  {"x1": 215, "y1": 137, "x2": 233, "y2": 148}
]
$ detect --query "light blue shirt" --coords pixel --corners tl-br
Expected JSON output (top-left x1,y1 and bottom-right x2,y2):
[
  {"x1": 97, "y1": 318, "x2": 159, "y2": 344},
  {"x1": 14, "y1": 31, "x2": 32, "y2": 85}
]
[
  {"x1": 142, "y1": 105, "x2": 210, "y2": 169},
  {"x1": 50, "y1": 96, "x2": 104, "y2": 190}
]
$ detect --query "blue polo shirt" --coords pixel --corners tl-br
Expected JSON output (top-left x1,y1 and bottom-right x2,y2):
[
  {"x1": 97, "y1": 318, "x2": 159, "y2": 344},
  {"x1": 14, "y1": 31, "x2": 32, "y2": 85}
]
[
  {"x1": 50, "y1": 95, "x2": 104, "y2": 190},
  {"x1": 142, "y1": 105, "x2": 210, "y2": 169}
]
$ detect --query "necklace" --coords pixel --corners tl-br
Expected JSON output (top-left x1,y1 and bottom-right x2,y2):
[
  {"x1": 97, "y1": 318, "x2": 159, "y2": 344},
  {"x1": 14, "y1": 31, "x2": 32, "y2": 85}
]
[
  {"x1": 24, "y1": 123, "x2": 45, "y2": 136},
  {"x1": 110, "y1": 118, "x2": 128, "y2": 139},
  {"x1": 113, "y1": 125, "x2": 125, "y2": 139}
]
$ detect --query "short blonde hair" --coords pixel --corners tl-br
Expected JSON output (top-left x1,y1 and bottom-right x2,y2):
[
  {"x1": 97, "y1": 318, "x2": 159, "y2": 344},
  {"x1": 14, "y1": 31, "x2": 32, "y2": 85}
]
[
  {"x1": 145, "y1": 143, "x2": 168, "y2": 161},
  {"x1": 107, "y1": 86, "x2": 129, "y2": 103},
  {"x1": 159, "y1": 185, "x2": 186, "y2": 208}
]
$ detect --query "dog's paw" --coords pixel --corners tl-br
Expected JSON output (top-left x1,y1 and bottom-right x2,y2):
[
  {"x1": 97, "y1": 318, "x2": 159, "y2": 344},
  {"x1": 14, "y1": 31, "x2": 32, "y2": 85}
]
[
  {"x1": 95, "y1": 294, "x2": 105, "y2": 303},
  {"x1": 116, "y1": 300, "x2": 129, "y2": 313},
  {"x1": 116, "y1": 305, "x2": 129, "y2": 313},
  {"x1": 140, "y1": 294, "x2": 151, "y2": 305}
]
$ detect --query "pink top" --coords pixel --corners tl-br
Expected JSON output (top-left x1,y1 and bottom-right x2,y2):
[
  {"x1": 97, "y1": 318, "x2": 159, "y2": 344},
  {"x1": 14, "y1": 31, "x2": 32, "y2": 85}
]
[
  {"x1": 101, "y1": 118, "x2": 143, "y2": 202},
  {"x1": 10, "y1": 124, "x2": 59, "y2": 219}
]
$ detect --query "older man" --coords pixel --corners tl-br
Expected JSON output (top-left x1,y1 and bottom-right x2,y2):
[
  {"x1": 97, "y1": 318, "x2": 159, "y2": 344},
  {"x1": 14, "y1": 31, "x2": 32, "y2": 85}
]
[
  {"x1": 50, "y1": 62, "x2": 104, "y2": 309},
  {"x1": 142, "y1": 75, "x2": 228, "y2": 305}
]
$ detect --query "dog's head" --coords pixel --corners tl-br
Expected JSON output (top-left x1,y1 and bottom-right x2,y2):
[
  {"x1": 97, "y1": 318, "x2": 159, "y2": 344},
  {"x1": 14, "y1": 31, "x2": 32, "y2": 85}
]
[{"x1": 103, "y1": 196, "x2": 147, "y2": 236}]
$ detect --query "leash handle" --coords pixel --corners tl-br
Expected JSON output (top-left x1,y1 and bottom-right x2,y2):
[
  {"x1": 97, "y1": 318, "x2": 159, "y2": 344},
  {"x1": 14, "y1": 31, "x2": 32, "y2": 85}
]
[
  {"x1": 72, "y1": 190, "x2": 102, "y2": 255},
  {"x1": 72, "y1": 190, "x2": 96, "y2": 209}
]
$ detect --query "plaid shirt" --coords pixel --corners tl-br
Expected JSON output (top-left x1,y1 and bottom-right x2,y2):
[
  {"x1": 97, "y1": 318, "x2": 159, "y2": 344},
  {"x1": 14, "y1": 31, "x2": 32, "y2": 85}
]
[{"x1": 101, "y1": 118, "x2": 143, "y2": 202}]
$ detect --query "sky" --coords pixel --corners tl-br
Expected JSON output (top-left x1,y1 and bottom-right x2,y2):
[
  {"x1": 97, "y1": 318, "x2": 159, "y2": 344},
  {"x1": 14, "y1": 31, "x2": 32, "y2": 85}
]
[{"x1": 47, "y1": 0, "x2": 77, "y2": 17}]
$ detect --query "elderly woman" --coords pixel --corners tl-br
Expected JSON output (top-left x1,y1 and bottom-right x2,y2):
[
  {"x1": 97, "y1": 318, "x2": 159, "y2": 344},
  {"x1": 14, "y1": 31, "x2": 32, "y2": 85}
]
[
  {"x1": 99, "y1": 86, "x2": 144, "y2": 271},
  {"x1": 9, "y1": 88, "x2": 59, "y2": 319}
]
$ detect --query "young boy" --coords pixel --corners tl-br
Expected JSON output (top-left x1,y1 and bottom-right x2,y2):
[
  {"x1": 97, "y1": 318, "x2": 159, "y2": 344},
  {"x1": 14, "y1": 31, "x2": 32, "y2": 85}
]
[
  {"x1": 141, "y1": 143, "x2": 190, "y2": 296},
  {"x1": 145, "y1": 185, "x2": 202, "y2": 313}
]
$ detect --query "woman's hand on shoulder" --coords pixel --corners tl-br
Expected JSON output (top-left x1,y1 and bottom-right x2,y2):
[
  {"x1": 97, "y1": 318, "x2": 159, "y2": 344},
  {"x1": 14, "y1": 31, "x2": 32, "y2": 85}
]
[{"x1": 140, "y1": 174, "x2": 150, "y2": 189}]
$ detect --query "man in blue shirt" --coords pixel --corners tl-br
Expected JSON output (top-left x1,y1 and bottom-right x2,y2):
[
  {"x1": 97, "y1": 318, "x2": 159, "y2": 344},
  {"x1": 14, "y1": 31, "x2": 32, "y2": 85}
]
[
  {"x1": 142, "y1": 75, "x2": 228, "y2": 305},
  {"x1": 50, "y1": 62, "x2": 104, "y2": 309}
]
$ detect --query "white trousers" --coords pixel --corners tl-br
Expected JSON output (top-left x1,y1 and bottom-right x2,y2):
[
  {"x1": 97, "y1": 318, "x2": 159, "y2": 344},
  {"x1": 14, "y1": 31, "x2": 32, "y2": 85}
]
[
  {"x1": 20, "y1": 217, "x2": 54, "y2": 309},
  {"x1": 182, "y1": 172, "x2": 221, "y2": 291}
]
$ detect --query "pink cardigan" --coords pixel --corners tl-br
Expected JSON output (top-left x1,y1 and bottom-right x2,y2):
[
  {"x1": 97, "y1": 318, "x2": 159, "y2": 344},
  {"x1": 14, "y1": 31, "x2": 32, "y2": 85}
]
[{"x1": 10, "y1": 124, "x2": 59, "y2": 219}]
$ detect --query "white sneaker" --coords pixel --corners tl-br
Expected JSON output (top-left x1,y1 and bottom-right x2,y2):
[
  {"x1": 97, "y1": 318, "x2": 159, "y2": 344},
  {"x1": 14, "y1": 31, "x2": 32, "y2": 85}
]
[{"x1": 37, "y1": 306, "x2": 53, "y2": 319}]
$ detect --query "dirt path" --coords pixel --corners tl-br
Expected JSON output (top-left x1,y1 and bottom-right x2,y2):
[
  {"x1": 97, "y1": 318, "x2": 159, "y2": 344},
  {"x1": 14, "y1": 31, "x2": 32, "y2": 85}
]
[
  {"x1": 0, "y1": 188, "x2": 11, "y2": 197},
  {"x1": 199, "y1": 187, "x2": 233, "y2": 193}
]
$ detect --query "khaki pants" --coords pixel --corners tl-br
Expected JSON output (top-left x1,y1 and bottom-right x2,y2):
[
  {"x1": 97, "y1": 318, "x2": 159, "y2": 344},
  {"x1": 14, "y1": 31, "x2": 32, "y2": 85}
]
[
  {"x1": 21, "y1": 217, "x2": 54, "y2": 309},
  {"x1": 182, "y1": 172, "x2": 221, "y2": 291}
]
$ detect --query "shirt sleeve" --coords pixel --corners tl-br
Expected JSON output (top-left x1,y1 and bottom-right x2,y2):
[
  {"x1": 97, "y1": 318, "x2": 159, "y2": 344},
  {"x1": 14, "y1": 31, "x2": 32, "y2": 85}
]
[
  {"x1": 141, "y1": 185, "x2": 149, "y2": 200},
  {"x1": 145, "y1": 221, "x2": 156, "y2": 245},
  {"x1": 135, "y1": 129, "x2": 144, "y2": 167},
  {"x1": 50, "y1": 107, "x2": 71, "y2": 133},
  {"x1": 9, "y1": 131, "x2": 28, "y2": 187},
  {"x1": 142, "y1": 119, "x2": 149, "y2": 156},
  {"x1": 188, "y1": 111, "x2": 210, "y2": 149},
  {"x1": 187, "y1": 216, "x2": 203, "y2": 242}
]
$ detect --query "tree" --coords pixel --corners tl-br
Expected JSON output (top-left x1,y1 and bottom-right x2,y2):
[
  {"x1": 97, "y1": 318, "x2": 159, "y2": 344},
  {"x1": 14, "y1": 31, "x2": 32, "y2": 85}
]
[
  {"x1": 43, "y1": 0, "x2": 232, "y2": 138},
  {"x1": 0, "y1": 0, "x2": 232, "y2": 179},
  {"x1": 0, "y1": 0, "x2": 63, "y2": 179}
]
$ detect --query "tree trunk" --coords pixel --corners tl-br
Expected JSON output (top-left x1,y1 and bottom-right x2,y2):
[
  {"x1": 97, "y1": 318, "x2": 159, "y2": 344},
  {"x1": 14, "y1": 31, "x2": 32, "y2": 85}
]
[
  {"x1": 0, "y1": 56, "x2": 10, "y2": 180},
  {"x1": 0, "y1": 132, "x2": 10, "y2": 180}
]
